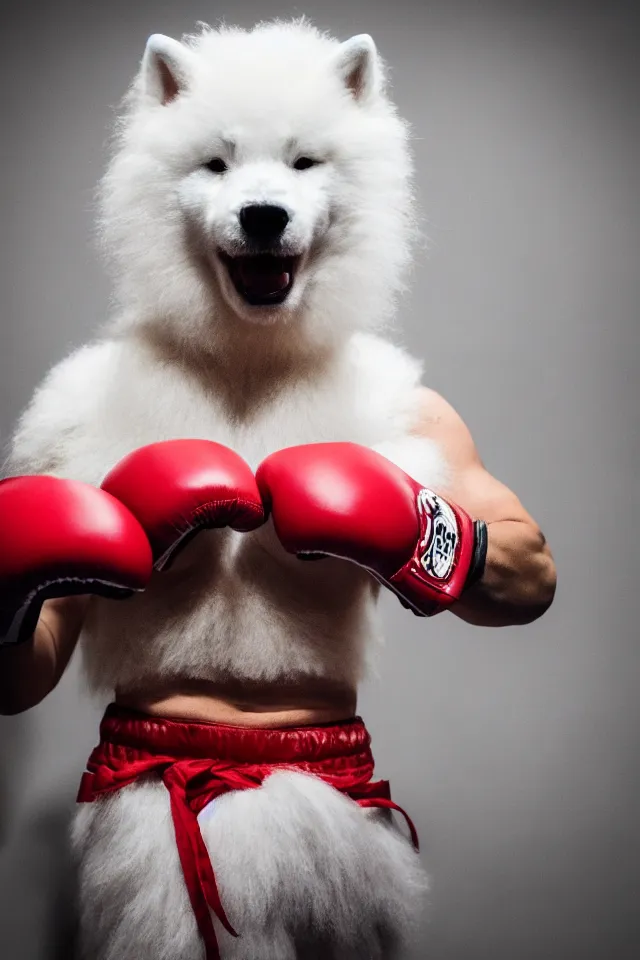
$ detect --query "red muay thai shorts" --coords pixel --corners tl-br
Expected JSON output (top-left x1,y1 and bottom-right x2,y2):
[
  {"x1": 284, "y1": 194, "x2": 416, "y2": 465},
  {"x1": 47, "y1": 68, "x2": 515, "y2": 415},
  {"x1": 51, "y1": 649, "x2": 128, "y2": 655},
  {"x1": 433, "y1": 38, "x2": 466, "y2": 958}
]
[{"x1": 78, "y1": 704, "x2": 418, "y2": 960}]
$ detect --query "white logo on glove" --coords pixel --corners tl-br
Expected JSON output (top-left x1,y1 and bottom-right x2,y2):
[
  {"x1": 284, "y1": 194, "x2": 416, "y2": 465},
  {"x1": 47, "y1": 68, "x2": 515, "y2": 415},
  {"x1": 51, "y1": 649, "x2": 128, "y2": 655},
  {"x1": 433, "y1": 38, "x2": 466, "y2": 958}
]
[{"x1": 417, "y1": 489, "x2": 459, "y2": 581}]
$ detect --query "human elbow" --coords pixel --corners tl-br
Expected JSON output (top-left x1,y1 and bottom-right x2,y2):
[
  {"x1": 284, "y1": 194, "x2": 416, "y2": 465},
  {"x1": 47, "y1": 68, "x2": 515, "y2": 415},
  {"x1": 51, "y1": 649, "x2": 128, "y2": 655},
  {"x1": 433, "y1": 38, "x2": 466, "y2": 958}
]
[{"x1": 515, "y1": 547, "x2": 558, "y2": 624}]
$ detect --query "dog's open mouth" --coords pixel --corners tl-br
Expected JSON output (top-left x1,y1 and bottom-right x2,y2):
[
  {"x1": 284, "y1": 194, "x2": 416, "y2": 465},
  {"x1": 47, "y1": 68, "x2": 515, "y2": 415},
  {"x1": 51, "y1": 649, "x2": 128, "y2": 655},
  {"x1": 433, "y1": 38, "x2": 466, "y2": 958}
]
[{"x1": 220, "y1": 253, "x2": 297, "y2": 306}]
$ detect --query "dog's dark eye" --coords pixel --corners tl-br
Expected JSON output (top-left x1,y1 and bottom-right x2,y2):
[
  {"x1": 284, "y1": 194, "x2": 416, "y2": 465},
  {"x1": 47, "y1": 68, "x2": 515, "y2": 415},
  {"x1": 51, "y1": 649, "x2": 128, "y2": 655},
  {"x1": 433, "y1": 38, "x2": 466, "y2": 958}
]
[
  {"x1": 206, "y1": 158, "x2": 228, "y2": 174},
  {"x1": 293, "y1": 157, "x2": 320, "y2": 171}
]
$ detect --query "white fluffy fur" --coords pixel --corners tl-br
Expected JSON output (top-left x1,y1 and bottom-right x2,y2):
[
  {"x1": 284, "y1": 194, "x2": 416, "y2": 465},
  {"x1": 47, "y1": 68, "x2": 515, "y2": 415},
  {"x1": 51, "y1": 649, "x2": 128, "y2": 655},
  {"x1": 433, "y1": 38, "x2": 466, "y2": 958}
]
[
  {"x1": 73, "y1": 776, "x2": 427, "y2": 960},
  {"x1": 6, "y1": 18, "x2": 444, "y2": 958}
]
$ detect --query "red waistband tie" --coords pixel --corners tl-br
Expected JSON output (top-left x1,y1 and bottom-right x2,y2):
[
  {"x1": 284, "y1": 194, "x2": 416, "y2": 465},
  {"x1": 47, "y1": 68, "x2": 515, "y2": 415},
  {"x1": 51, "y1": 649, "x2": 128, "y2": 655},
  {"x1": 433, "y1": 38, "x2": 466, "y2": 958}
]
[{"x1": 77, "y1": 706, "x2": 418, "y2": 960}]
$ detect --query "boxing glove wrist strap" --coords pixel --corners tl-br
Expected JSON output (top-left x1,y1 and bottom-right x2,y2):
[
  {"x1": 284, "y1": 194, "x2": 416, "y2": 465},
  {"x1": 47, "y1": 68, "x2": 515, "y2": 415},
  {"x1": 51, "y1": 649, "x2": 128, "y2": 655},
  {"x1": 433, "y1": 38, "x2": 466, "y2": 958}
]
[
  {"x1": 467, "y1": 519, "x2": 489, "y2": 590},
  {"x1": 0, "y1": 578, "x2": 137, "y2": 648}
]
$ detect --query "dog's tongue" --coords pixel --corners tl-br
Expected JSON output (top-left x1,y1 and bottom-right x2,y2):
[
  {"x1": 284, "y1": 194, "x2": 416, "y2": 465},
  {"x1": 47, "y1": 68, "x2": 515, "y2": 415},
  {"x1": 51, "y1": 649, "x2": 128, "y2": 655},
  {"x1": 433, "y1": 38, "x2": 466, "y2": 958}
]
[{"x1": 237, "y1": 258, "x2": 291, "y2": 297}]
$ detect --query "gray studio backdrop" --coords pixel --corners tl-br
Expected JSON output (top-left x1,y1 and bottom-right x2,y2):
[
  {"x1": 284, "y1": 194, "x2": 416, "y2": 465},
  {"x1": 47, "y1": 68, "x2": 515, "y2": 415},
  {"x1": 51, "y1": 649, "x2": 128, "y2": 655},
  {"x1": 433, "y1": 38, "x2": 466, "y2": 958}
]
[{"x1": 1, "y1": 1, "x2": 638, "y2": 958}]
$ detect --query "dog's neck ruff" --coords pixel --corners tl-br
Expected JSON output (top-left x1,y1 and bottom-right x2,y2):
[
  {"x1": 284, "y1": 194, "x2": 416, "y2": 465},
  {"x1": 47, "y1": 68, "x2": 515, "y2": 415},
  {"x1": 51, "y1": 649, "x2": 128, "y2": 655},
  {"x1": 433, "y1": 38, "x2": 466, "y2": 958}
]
[{"x1": 77, "y1": 705, "x2": 418, "y2": 960}]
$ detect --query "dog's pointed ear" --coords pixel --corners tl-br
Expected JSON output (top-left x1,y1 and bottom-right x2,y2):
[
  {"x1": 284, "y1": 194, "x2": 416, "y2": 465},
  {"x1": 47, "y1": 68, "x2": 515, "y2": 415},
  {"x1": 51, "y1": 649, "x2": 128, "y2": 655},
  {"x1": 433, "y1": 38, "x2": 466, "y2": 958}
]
[
  {"x1": 335, "y1": 35, "x2": 381, "y2": 102},
  {"x1": 141, "y1": 34, "x2": 195, "y2": 105}
]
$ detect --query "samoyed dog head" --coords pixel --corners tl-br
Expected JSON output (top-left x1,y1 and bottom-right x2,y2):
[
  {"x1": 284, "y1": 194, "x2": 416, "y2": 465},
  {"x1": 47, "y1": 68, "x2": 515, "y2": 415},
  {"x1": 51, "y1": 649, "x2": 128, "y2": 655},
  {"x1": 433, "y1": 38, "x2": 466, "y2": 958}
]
[{"x1": 101, "y1": 20, "x2": 415, "y2": 357}]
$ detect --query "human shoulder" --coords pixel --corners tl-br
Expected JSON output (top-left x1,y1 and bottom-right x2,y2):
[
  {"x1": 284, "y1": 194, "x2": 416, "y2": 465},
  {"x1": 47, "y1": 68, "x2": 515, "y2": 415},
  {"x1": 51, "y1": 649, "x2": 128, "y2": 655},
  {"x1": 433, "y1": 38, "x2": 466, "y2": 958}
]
[{"x1": 410, "y1": 386, "x2": 482, "y2": 471}]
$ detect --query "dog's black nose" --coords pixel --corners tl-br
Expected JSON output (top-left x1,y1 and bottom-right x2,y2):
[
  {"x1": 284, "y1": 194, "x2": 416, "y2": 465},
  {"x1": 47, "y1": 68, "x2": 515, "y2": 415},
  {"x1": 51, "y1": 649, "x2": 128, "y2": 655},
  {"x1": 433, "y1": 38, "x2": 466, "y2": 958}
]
[{"x1": 239, "y1": 204, "x2": 290, "y2": 243}]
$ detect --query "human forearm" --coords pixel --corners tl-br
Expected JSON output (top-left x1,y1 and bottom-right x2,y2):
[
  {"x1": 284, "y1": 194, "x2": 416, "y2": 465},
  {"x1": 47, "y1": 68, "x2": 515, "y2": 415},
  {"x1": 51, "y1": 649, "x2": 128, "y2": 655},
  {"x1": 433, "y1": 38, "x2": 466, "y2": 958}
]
[
  {"x1": 0, "y1": 596, "x2": 88, "y2": 715},
  {"x1": 454, "y1": 520, "x2": 556, "y2": 627}
]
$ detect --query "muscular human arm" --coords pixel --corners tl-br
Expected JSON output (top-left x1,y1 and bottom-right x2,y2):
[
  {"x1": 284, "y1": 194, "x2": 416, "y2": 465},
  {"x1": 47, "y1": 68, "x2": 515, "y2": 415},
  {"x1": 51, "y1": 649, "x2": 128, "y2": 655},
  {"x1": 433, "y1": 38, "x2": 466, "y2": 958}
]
[
  {"x1": 412, "y1": 388, "x2": 557, "y2": 627},
  {"x1": 0, "y1": 596, "x2": 88, "y2": 715}
]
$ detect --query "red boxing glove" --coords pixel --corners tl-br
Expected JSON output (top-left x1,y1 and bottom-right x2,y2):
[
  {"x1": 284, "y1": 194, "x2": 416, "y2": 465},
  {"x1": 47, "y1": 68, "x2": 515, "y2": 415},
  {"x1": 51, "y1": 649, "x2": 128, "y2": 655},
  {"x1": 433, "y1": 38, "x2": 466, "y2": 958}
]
[
  {"x1": 0, "y1": 476, "x2": 153, "y2": 646},
  {"x1": 256, "y1": 442, "x2": 487, "y2": 616},
  {"x1": 101, "y1": 440, "x2": 265, "y2": 570}
]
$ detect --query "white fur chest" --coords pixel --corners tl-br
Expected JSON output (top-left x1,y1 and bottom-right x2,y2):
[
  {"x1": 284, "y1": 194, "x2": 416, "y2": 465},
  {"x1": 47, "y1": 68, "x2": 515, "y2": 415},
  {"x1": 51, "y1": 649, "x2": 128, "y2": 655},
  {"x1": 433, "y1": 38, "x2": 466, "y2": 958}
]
[{"x1": 9, "y1": 331, "x2": 447, "y2": 693}]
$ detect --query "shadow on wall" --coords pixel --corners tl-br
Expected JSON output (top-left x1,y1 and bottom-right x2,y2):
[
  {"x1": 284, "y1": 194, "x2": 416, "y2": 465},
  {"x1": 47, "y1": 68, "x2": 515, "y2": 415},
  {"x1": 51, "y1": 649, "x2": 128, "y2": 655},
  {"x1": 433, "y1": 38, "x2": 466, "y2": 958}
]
[
  {"x1": 0, "y1": 717, "x2": 79, "y2": 959},
  {"x1": 38, "y1": 805, "x2": 80, "y2": 960},
  {"x1": 0, "y1": 713, "x2": 28, "y2": 845},
  {"x1": 20, "y1": 803, "x2": 78, "y2": 960}
]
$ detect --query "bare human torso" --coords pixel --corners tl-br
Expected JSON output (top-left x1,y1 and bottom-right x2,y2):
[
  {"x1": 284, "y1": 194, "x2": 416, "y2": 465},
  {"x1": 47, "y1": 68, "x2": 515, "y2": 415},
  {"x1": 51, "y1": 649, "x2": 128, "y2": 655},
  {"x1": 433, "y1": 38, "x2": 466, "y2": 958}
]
[{"x1": 115, "y1": 675, "x2": 357, "y2": 727}]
